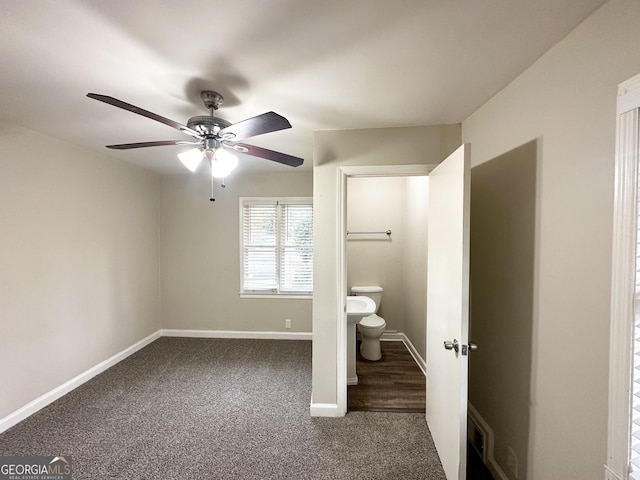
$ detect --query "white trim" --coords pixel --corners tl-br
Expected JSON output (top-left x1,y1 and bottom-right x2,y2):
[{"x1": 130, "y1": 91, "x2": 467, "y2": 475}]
[
  {"x1": 381, "y1": 333, "x2": 427, "y2": 376},
  {"x1": 336, "y1": 168, "x2": 348, "y2": 416},
  {"x1": 380, "y1": 331, "x2": 403, "y2": 340},
  {"x1": 239, "y1": 196, "x2": 314, "y2": 296},
  {"x1": 400, "y1": 334, "x2": 426, "y2": 376},
  {"x1": 618, "y1": 90, "x2": 640, "y2": 116},
  {"x1": 309, "y1": 402, "x2": 341, "y2": 417},
  {"x1": 239, "y1": 294, "x2": 312, "y2": 300},
  {"x1": 1, "y1": 329, "x2": 314, "y2": 433},
  {"x1": 161, "y1": 329, "x2": 312, "y2": 340},
  {"x1": 468, "y1": 403, "x2": 510, "y2": 480},
  {"x1": 0, "y1": 330, "x2": 162, "y2": 434},
  {"x1": 339, "y1": 164, "x2": 435, "y2": 177},
  {"x1": 607, "y1": 73, "x2": 640, "y2": 480},
  {"x1": 345, "y1": 334, "x2": 425, "y2": 386},
  {"x1": 604, "y1": 465, "x2": 625, "y2": 480},
  {"x1": 618, "y1": 73, "x2": 640, "y2": 115}
]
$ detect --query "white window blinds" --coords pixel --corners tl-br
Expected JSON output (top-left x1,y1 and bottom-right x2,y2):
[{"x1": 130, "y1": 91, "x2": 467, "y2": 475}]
[{"x1": 241, "y1": 198, "x2": 313, "y2": 294}]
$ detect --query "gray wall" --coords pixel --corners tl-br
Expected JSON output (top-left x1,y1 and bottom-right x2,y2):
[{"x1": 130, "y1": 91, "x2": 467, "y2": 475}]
[
  {"x1": 0, "y1": 122, "x2": 161, "y2": 419},
  {"x1": 462, "y1": 0, "x2": 640, "y2": 476},
  {"x1": 160, "y1": 171, "x2": 313, "y2": 333},
  {"x1": 469, "y1": 141, "x2": 537, "y2": 479}
]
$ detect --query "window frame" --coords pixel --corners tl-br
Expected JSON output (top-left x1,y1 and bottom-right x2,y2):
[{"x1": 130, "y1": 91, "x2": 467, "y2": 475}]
[
  {"x1": 606, "y1": 72, "x2": 640, "y2": 480},
  {"x1": 239, "y1": 196, "x2": 313, "y2": 299}
]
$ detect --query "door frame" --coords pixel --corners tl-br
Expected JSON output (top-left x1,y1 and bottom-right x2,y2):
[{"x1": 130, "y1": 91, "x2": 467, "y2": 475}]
[{"x1": 336, "y1": 163, "x2": 437, "y2": 414}]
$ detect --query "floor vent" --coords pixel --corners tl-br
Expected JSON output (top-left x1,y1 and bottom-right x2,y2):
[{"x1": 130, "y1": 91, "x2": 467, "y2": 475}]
[{"x1": 468, "y1": 415, "x2": 487, "y2": 463}]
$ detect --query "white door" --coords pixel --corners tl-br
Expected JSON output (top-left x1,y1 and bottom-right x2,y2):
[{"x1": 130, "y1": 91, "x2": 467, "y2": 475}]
[{"x1": 426, "y1": 144, "x2": 471, "y2": 480}]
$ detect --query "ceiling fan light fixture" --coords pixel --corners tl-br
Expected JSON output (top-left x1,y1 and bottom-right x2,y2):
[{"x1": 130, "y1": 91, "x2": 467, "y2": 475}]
[
  {"x1": 210, "y1": 148, "x2": 238, "y2": 178},
  {"x1": 87, "y1": 91, "x2": 304, "y2": 188},
  {"x1": 178, "y1": 147, "x2": 203, "y2": 172}
]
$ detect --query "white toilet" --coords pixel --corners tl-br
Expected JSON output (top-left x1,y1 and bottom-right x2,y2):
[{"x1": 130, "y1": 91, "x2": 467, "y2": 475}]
[{"x1": 351, "y1": 286, "x2": 386, "y2": 361}]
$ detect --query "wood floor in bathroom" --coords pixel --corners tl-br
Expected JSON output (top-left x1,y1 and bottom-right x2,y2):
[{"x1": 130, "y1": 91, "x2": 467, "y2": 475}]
[{"x1": 347, "y1": 340, "x2": 426, "y2": 412}]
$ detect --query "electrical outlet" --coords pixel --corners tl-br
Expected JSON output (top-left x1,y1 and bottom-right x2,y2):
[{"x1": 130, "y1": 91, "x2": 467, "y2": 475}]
[
  {"x1": 285, "y1": 319, "x2": 292, "y2": 329},
  {"x1": 506, "y1": 446, "x2": 518, "y2": 478}
]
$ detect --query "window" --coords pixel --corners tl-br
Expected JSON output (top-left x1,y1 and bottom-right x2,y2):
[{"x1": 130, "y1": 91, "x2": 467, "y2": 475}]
[
  {"x1": 240, "y1": 197, "x2": 313, "y2": 296},
  {"x1": 607, "y1": 72, "x2": 640, "y2": 479}
]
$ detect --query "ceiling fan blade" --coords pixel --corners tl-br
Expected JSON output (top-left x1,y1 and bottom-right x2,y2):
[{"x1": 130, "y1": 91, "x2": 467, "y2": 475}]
[
  {"x1": 219, "y1": 112, "x2": 292, "y2": 140},
  {"x1": 232, "y1": 143, "x2": 303, "y2": 167},
  {"x1": 106, "y1": 140, "x2": 198, "y2": 150},
  {"x1": 87, "y1": 93, "x2": 202, "y2": 139}
]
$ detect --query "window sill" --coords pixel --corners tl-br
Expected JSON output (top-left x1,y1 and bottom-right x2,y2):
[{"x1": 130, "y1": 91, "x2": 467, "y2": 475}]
[{"x1": 239, "y1": 293, "x2": 313, "y2": 300}]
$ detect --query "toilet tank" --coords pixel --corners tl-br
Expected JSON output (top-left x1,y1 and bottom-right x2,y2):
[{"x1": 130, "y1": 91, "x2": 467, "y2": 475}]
[{"x1": 351, "y1": 286, "x2": 383, "y2": 312}]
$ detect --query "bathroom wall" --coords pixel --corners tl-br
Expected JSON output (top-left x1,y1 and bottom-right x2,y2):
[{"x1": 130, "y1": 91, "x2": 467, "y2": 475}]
[
  {"x1": 347, "y1": 177, "x2": 406, "y2": 331},
  {"x1": 403, "y1": 176, "x2": 429, "y2": 359},
  {"x1": 346, "y1": 176, "x2": 407, "y2": 332},
  {"x1": 346, "y1": 175, "x2": 429, "y2": 358}
]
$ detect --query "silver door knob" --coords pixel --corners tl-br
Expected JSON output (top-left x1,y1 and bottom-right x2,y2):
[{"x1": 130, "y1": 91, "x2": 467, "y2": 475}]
[
  {"x1": 461, "y1": 342, "x2": 478, "y2": 355},
  {"x1": 444, "y1": 339, "x2": 459, "y2": 353}
]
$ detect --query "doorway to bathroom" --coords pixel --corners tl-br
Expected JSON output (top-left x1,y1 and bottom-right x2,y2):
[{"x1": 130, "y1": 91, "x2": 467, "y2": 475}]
[{"x1": 345, "y1": 174, "x2": 429, "y2": 412}]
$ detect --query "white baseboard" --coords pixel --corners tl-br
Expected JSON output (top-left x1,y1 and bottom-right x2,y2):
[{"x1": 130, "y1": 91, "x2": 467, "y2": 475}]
[
  {"x1": 1, "y1": 329, "x2": 312, "y2": 433},
  {"x1": 161, "y1": 329, "x2": 312, "y2": 340},
  {"x1": 0, "y1": 330, "x2": 161, "y2": 434},
  {"x1": 4, "y1": 328, "x2": 430, "y2": 432},
  {"x1": 468, "y1": 403, "x2": 510, "y2": 480},
  {"x1": 380, "y1": 331, "x2": 403, "y2": 341},
  {"x1": 381, "y1": 332, "x2": 426, "y2": 375},
  {"x1": 309, "y1": 402, "x2": 342, "y2": 417}
]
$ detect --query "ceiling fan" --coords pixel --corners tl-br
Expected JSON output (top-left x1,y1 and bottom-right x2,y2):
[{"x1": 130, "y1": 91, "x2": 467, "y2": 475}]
[{"x1": 86, "y1": 91, "x2": 304, "y2": 179}]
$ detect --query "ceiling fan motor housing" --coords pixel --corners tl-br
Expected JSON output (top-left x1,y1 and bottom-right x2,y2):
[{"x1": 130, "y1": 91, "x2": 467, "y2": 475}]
[
  {"x1": 187, "y1": 115, "x2": 232, "y2": 136},
  {"x1": 201, "y1": 90, "x2": 223, "y2": 110}
]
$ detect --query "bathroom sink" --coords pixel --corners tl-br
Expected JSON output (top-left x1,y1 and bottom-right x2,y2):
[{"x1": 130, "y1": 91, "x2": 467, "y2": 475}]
[{"x1": 346, "y1": 296, "x2": 376, "y2": 324}]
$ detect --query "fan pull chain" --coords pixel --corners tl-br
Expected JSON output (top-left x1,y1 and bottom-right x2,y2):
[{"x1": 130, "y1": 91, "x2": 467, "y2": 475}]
[{"x1": 209, "y1": 175, "x2": 215, "y2": 202}]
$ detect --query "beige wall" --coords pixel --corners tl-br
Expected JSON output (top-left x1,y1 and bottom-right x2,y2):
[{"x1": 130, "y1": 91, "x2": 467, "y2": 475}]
[
  {"x1": 462, "y1": 0, "x2": 640, "y2": 477},
  {"x1": 159, "y1": 171, "x2": 313, "y2": 332},
  {"x1": 469, "y1": 141, "x2": 536, "y2": 479},
  {"x1": 346, "y1": 175, "x2": 429, "y2": 357},
  {"x1": 312, "y1": 124, "x2": 461, "y2": 406},
  {"x1": 0, "y1": 123, "x2": 160, "y2": 419},
  {"x1": 403, "y1": 176, "x2": 429, "y2": 358},
  {"x1": 346, "y1": 177, "x2": 407, "y2": 331}
]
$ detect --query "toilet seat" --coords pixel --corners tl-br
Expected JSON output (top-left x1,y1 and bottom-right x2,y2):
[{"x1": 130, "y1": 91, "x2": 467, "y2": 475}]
[{"x1": 359, "y1": 314, "x2": 386, "y2": 328}]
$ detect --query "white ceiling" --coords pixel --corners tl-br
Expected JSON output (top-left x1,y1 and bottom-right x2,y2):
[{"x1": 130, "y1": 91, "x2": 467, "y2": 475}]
[{"x1": 0, "y1": 0, "x2": 605, "y2": 175}]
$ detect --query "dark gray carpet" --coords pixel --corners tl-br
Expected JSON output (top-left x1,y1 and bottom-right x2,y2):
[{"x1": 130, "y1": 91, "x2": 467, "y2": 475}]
[{"x1": 0, "y1": 337, "x2": 445, "y2": 479}]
